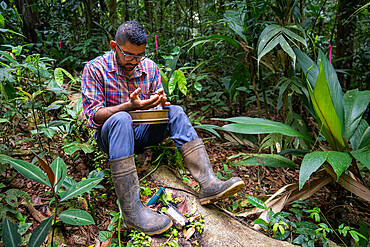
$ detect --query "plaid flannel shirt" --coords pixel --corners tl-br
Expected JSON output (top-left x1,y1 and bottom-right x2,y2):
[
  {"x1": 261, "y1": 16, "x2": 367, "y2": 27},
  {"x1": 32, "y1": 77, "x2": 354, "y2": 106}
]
[{"x1": 81, "y1": 50, "x2": 162, "y2": 128}]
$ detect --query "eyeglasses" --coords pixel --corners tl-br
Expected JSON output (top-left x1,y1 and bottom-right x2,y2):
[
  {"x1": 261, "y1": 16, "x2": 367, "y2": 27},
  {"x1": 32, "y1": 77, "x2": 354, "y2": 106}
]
[{"x1": 114, "y1": 41, "x2": 146, "y2": 62}]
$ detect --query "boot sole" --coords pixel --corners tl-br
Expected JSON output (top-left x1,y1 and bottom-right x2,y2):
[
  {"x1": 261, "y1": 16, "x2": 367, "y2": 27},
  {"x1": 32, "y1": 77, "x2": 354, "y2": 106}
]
[
  {"x1": 126, "y1": 221, "x2": 173, "y2": 236},
  {"x1": 200, "y1": 180, "x2": 245, "y2": 205}
]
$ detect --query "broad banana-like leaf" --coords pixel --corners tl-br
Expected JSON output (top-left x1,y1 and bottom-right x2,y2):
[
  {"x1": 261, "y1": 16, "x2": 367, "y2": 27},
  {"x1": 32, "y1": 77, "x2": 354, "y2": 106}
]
[
  {"x1": 351, "y1": 148, "x2": 370, "y2": 170},
  {"x1": 343, "y1": 89, "x2": 370, "y2": 140},
  {"x1": 60, "y1": 177, "x2": 103, "y2": 202},
  {"x1": 215, "y1": 117, "x2": 313, "y2": 142},
  {"x1": 59, "y1": 209, "x2": 95, "y2": 225},
  {"x1": 299, "y1": 151, "x2": 327, "y2": 190},
  {"x1": 2, "y1": 217, "x2": 21, "y2": 247},
  {"x1": 0, "y1": 154, "x2": 50, "y2": 187},
  {"x1": 294, "y1": 48, "x2": 318, "y2": 89},
  {"x1": 299, "y1": 151, "x2": 351, "y2": 189},
  {"x1": 318, "y1": 50, "x2": 344, "y2": 128},
  {"x1": 308, "y1": 63, "x2": 345, "y2": 151},
  {"x1": 350, "y1": 119, "x2": 370, "y2": 150},
  {"x1": 28, "y1": 216, "x2": 54, "y2": 247}
]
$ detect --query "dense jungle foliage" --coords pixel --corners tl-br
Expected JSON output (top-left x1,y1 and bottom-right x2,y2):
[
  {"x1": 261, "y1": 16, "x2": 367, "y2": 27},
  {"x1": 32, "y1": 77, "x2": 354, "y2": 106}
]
[{"x1": 0, "y1": 0, "x2": 369, "y2": 246}]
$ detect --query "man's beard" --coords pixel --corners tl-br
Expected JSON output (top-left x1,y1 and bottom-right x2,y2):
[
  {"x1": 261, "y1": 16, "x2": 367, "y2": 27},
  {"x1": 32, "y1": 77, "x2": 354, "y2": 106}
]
[{"x1": 116, "y1": 52, "x2": 137, "y2": 72}]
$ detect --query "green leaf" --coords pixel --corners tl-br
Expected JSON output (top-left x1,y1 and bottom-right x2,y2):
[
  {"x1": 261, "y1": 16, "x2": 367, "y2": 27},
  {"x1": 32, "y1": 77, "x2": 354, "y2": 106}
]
[
  {"x1": 278, "y1": 35, "x2": 296, "y2": 68},
  {"x1": 282, "y1": 26, "x2": 307, "y2": 47},
  {"x1": 28, "y1": 216, "x2": 54, "y2": 247},
  {"x1": 258, "y1": 33, "x2": 281, "y2": 66},
  {"x1": 299, "y1": 151, "x2": 327, "y2": 190},
  {"x1": 309, "y1": 63, "x2": 345, "y2": 151},
  {"x1": 177, "y1": 69, "x2": 187, "y2": 95},
  {"x1": 326, "y1": 152, "x2": 352, "y2": 180},
  {"x1": 63, "y1": 141, "x2": 94, "y2": 155},
  {"x1": 222, "y1": 9, "x2": 247, "y2": 42},
  {"x1": 168, "y1": 70, "x2": 178, "y2": 95},
  {"x1": 50, "y1": 157, "x2": 67, "y2": 192},
  {"x1": 0, "y1": 154, "x2": 49, "y2": 187},
  {"x1": 350, "y1": 119, "x2": 370, "y2": 150},
  {"x1": 215, "y1": 117, "x2": 312, "y2": 142},
  {"x1": 318, "y1": 50, "x2": 345, "y2": 128},
  {"x1": 60, "y1": 178, "x2": 103, "y2": 202},
  {"x1": 232, "y1": 153, "x2": 298, "y2": 169},
  {"x1": 99, "y1": 231, "x2": 112, "y2": 242},
  {"x1": 0, "y1": 13, "x2": 4, "y2": 28},
  {"x1": 0, "y1": 50, "x2": 19, "y2": 65},
  {"x1": 54, "y1": 68, "x2": 75, "y2": 87},
  {"x1": 253, "y1": 218, "x2": 269, "y2": 226},
  {"x1": 343, "y1": 89, "x2": 370, "y2": 140},
  {"x1": 247, "y1": 196, "x2": 267, "y2": 209},
  {"x1": 2, "y1": 217, "x2": 21, "y2": 247},
  {"x1": 194, "y1": 124, "x2": 221, "y2": 138},
  {"x1": 59, "y1": 209, "x2": 95, "y2": 225},
  {"x1": 294, "y1": 48, "x2": 318, "y2": 89},
  {"x1": 159, "y1": 68, "x2": 169, "y2": 94},
  {"x1": 351, "y1": 148, "x2": 370, "y2": 170},
  {"x1": 257, "y1": 24, "x2": 282, "y2": 53}
]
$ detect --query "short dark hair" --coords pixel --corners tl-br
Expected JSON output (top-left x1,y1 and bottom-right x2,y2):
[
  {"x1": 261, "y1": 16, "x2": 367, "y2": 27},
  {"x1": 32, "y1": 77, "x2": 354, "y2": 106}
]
[{"x1": 115, "y1": 21, "x2": 147, "y2": 46}]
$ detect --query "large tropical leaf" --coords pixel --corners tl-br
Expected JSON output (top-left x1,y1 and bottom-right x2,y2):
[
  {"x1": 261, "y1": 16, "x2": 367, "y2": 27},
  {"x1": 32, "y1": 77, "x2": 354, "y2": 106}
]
[
  {"x1": 2, "y1": 217, "x2": 21, "y2": 247},
  {"x1": 60, "y1": 178, "x2": 103, "y2": 202},
  {"x1": 257, "y1": 24, "x2": 307, "y2": 69},
  {"x1": 0, "y1": 154, "x2": 49, "y2": 187},
  {"x1": 351, "y1": 148, "x2": 370, "y2": 170},
  {"x1": 318, "y1": 50, "x2": 344, "y2": 128},
  {"x1": 343, "y1": 89, "x2": 370, "y2": 140},
  {"x1": 50, "y1": 157, "x2": 68, "y2": 193},
  {"x1": 28, "y1": 216, "x2": 54, "y2": 247},
  {"x1": 215, "y1": 117, "x2": 313, "y2": 142},
  {"x1": 231, "y1": 153, "x2": 298, "y2": 169},
  {"x1": 299, "y1": 151, "x2": 352, "y2": 190},
  {"x1": 59, "y1": 209, "x2": 95, "y2": 225},
  {"x1": 308, "y1": 63, "x2": 345, "y2": 151},
  {"x1": 294, "y1": 48, "x2": 318, "y2": 89},
  {"x1": 299, "y1": 151, "x2": 327, "y2": 190},
  {"x1": 350, "y1": 119, "x2": 370, "y2": 150}
]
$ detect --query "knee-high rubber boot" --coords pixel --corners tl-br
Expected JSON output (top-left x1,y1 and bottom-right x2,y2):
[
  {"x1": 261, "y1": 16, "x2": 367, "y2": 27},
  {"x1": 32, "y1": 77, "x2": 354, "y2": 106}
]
[
  {"x1": 180, "y1": 139, "x2": 245, "y2": 205},
  {"x1": 110, "y1": 155, "x2": 173, "y2": 235}
]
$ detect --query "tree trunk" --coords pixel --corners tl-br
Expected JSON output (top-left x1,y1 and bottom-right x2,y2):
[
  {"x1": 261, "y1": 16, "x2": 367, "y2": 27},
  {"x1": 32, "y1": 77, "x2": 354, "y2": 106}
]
[
  {"x1": 14, "y1": 0, "x2": 40, "y2": 43},
  {"x1": 149, "y1": 165, "x2": 296, "y2": 246},
  {"x1": 334, "y1": 0, "x2": 357, "y2": 89},
  {"x1": 83, "y1": 0, "x2": 93, "y2": 38},
  {"x1": 109, "y1": 0, "x2": 117, "y2": 29}
]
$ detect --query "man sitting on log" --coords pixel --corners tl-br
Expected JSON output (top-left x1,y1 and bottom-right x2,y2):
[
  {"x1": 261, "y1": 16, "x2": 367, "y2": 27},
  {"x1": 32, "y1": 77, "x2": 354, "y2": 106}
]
[{"x1": 81, "y1": 20, "x2": 245, "y2": 235}]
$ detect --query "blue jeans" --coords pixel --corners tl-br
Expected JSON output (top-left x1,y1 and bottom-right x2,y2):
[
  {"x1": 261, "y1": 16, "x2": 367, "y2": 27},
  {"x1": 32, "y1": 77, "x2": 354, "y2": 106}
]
[{"x1": 95, "y1": 105, "x2": 199, "y2": 160}]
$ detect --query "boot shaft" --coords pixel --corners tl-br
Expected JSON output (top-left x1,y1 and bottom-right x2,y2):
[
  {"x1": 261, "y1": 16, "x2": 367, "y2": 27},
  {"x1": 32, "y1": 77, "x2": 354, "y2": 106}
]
[
  {"x1": 110, "y1": 155, "x2": 141, "y2": 211},
  {"x1": 180, "y1": 138, "x2": 215, "y2": 184}
]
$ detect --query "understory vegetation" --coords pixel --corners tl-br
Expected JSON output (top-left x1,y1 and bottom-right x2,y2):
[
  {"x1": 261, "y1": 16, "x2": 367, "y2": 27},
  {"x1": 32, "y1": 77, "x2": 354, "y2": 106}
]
[{"x1": 0, "y1": 0, "x2": 369, "y2": 246}]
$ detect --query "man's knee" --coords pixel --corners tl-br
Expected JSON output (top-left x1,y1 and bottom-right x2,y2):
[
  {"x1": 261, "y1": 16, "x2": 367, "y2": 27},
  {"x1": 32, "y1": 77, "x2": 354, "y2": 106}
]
[
  {"x1": 168, "y1": 105, "x2": 186, "y2": 119},
  {"x1": 105, "y1": 111, "x2": 133, "y2": 129}
]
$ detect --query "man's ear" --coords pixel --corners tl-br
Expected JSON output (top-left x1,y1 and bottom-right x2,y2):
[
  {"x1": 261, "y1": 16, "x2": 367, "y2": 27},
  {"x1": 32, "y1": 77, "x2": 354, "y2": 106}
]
[{"x1": 110, "y1": 40, "x2": 116, "y2": 50}]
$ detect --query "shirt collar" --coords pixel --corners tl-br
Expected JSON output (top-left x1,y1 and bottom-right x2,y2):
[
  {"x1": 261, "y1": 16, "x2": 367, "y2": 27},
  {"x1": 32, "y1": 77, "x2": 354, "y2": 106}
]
[{"x1": 107, "y1": 50, "x2": 148, "y2": 79}]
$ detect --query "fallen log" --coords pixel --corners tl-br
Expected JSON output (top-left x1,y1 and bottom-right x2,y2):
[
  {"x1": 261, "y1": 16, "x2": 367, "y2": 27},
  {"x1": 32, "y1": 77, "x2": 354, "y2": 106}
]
[{"x1": 149, "y1": 165, "x2": 296, "y2": 247}]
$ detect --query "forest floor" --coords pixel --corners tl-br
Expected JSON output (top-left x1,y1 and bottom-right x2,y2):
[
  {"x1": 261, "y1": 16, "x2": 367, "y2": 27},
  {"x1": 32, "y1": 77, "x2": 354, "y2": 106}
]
[{"x1": 1, "y1": 109, "x2": 369, "y2": 246}]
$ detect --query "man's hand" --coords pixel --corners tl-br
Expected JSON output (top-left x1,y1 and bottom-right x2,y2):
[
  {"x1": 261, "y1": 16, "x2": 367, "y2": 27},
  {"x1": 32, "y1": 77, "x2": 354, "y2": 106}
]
[
  {"x1": 153, "y1": 88, "x2": 171, "y2": 107},
  {"x1": 130, "y1": 88, "x2": 164, "y2": 110}
]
